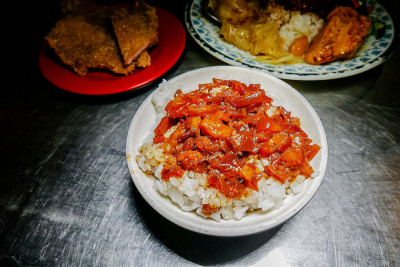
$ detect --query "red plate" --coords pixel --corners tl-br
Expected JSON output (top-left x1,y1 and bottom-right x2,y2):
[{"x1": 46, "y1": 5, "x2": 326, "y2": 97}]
[{"x1": 39, "y1": 7, "x2": 186, "y2": 95}]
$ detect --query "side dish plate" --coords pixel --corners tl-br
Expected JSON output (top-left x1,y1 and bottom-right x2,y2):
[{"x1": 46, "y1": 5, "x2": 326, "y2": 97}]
[
  {"x1": 185, "y1": 0, "x2": 395, "y2": 80},
  {"x1": 39, "y1": 7, "x2": 185, "y2": 95},
  {"x1": 126, "y1": 66, "x2": 328, "y2": 236}
]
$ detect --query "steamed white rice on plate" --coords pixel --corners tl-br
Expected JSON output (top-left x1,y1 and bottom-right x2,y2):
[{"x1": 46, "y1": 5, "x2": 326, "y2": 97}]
[{"x1": 126, "y1": 66, "x2": 327, "y2": 236}]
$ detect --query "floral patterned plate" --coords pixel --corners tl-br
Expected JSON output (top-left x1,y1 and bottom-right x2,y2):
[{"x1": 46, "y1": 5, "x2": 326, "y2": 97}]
[{"x1": 185, "y1": 0, "x2": 395, "y2": 80}]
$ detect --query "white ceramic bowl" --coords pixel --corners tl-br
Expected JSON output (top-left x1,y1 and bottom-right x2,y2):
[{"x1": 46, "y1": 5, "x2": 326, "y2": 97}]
[{"x1": 126, "y1": 66, "x2": 328, "y2": 237}]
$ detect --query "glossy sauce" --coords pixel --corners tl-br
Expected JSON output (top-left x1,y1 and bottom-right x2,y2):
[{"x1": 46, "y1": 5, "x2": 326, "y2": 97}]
[{"x1": 154, "y1": 79, "x2": 320, "y2": 199}]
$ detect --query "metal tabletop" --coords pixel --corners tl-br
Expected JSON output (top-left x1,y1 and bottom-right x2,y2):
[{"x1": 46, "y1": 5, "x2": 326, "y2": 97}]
[{"x1": 1, "y1": 0, "x2": 399, "y2": 266}]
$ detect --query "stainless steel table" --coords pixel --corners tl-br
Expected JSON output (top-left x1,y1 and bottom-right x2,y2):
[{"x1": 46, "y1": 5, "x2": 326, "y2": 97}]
[{"x1": 1, "y1": 0, "x2": 399, "y2": 266}]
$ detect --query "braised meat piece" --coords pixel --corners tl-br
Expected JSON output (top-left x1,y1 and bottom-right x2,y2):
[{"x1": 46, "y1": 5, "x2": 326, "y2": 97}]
[
  {"x1": 304, "y1": 6, "x2": 371, "y2": 65},
  {"x1": 111, "y1": 2, "x2": 158, "y2": 66}
]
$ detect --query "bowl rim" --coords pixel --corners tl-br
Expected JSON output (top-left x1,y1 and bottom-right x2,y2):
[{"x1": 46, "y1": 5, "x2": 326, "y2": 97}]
[{"x1": 126, "y1": 66, "x2": 328, "y2": 237}]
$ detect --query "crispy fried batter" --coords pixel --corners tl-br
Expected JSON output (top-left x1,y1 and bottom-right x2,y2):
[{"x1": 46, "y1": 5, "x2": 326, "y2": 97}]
[
  {"x1": 304, "y1": 6, "x2": 371, "y2": 65},
  {"x1": 111, "y1": 2, "x2": 158, "y2": 66},
  {"x1": 45, "y1": 0, "x2": 158, "y2": 76},
  {"x1": 45, "y1": 12, "x2": 134, "y2": 76},
  {"x1": 135, "y1": 50, "x2": 151, "y2": 68}
]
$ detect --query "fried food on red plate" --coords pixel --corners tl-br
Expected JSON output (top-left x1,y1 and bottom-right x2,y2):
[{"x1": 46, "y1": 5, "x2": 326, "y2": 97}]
[
  {"x1": 111, "y1": 2, "x2": 158, "y2": 66},
  {"x1": 45, "y1": 0, "x2": 159, "y2": 76},
  {"x1": 304, "y1": 6, "x2": 372, "y2": 65},
  {"x1": 45, "y1": 11, "x2": 134, "y2": 76}
]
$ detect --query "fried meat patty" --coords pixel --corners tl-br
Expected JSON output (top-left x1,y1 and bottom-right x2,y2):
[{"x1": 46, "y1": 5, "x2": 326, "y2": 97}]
[
  {"x1": 111, "y1": 3, "x2": 158, "y2": 66},
  {"x1": 45, "y1": 1, "x2": 158, "y2": 76}
]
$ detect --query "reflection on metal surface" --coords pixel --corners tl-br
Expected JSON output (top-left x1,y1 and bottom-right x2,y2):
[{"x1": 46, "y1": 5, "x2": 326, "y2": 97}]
[{"x1": 250, "y1": 248, "x2": 289, "y2": 267}]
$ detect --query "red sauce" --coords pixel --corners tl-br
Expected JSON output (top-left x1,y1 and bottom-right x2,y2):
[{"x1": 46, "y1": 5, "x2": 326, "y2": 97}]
[{"x1": 154, "y1": 79, "x2": 320, "y2": 199}]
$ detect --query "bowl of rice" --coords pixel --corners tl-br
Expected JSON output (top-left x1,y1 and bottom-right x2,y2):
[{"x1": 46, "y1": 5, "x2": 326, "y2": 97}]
[{"x1": 126, "y1": 66, "x2": 328, "y2": 236}]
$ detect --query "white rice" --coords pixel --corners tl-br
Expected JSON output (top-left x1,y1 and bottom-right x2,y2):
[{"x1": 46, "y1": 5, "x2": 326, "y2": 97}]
[
  {"x1": 279, "y1": 11, "x2": 324, "y2": 51},
  {"x1": 136, "y1": 80, "x2": 309, "y2": 221}
]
